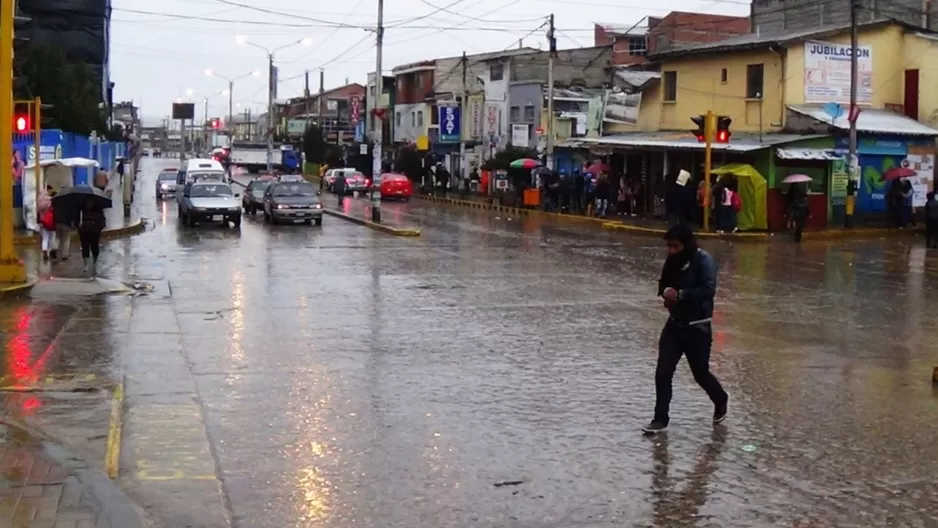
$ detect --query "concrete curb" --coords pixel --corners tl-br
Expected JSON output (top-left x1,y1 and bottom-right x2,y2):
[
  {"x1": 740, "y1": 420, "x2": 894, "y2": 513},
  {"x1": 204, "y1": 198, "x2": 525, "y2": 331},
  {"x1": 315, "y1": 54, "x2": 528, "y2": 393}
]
[
  {"x1": 601, "y1": 221, "x2": 770, "y2": 241},
  {"x1": 14, "y1": 219, "x2": 146, "y2": 246},
  {"x1": 416, "y1": 194, "x2": 610, "y2": 226},
  {"x1": 0, "y1": 277, "x2": 38, "y2": 298},
  {"x1": 800, "y1": 225, "x2": 925, "y2": 240},
  {"x1": 1, "y1": 417, "x2": 146, "y2": 528},
  {"x1": 322, "y1": 209, "x2": 421, "y2": 236}
]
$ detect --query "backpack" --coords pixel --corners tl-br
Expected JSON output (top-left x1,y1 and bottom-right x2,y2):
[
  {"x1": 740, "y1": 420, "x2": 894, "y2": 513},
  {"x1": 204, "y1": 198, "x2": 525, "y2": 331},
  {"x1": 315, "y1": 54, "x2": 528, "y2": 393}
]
[
  {"x1": 39, "y1": 208, "x2": 55, "y2": 230},
  {"x1": 730, "y1": 191, "x2": 742, "y2": 212}
]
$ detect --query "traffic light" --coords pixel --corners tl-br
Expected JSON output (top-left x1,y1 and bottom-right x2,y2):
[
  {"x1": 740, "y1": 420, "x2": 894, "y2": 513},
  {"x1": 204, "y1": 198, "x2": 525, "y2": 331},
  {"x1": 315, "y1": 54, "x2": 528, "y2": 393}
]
[
  {"x1": 715, "y1": 116, "x2": 732, "y2": 143},
  {"x1": 691, "y1": 115, "x2": 706, "y2": 142},
  {"x1": 210, "y1": 118, "x2": 221, "y2": 129},
  {"x1": 14, "y1": 112, "x2": 30, "y2": 132}
]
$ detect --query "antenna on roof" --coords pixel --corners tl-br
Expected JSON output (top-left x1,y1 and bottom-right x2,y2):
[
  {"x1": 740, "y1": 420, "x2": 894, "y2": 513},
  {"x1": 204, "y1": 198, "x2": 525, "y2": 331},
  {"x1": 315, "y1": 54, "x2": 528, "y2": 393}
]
[{"x1": 519, "y1": 39, "x2": 523, "y2": 48}]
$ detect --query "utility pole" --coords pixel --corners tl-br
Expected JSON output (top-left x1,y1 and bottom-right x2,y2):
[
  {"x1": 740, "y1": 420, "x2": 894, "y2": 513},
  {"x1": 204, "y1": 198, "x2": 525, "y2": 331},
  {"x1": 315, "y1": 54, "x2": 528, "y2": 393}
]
[
  {"x1": 266, "y1": 53, "x2": 274, "y2": 172},
  {"x1": 703, "y1": 111, "x2": 715, "y2": 232},
  {"x1": 318, "y1": 69, "x2": 325, "y2": 133},
  {"x1": 304, "y1": 70, "x2": 311, "y2": 132},
  {"x1": 845, "y1": 0, "x2": 860, "y2": 228},
  {"x1": 0, "y1": 0, "x2": 26, "y2": 283},
  {"x1": 545, "y1": 13, "x2": 556, "y2": 170},
  {"x1": 460, "y1": 51, "x2": 467, "y2": 183},
  {"x1": 227, "y1": 80, "x2": 234, "y2": 143},
  {"x1": 370, "y1": 0, "x2": 385, "y2": 223}
]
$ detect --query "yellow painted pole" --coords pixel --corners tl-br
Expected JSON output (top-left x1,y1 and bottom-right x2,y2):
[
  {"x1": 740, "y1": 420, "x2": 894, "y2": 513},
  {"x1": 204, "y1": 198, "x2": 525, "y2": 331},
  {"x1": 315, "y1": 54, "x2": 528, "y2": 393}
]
[
  {"x1": 702, "y1": 110, "x2": 715, "y2": 232},
  {"x1": 0, "y1": 0, "x2": 26, "y2": 282},
  {"x1": 34, "y1": 98, "x2": 41, "y2": 207}
]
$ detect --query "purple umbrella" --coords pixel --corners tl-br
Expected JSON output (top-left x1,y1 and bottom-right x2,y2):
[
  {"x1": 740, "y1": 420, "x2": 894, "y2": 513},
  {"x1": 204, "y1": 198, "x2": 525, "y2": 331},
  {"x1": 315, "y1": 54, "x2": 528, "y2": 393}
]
[{"x1": 782, "y1": 174, "x2": 812, "y2": 184}]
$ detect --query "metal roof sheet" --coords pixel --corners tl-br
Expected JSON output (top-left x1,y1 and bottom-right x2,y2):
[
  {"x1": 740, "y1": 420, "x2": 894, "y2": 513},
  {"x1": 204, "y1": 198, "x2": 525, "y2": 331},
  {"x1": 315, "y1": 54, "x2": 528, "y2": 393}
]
[
  {"x1": 579, "y1": 132, "x2": 826, "y2": 152},
  {"x1": 787, "y1": 105, "x2": 938, "y2": 136},
  {"x1": 776, "y1": 148, "x2": 842, "y2": 160}
]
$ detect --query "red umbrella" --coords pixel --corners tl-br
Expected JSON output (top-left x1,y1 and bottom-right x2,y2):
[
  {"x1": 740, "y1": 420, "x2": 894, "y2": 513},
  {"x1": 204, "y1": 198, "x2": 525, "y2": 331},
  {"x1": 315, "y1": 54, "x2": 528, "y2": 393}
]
[
  {"x1": 883, "y1": 167, "x2": 916, "y2": 181},
  {"x1": 585, "y1": 162, "x2": 609, "y2": 174}
]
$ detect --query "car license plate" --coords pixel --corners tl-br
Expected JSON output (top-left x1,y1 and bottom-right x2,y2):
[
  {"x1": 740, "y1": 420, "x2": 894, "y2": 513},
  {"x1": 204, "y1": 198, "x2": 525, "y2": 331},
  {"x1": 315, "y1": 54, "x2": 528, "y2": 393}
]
[
  {"x1": 212, "y1": 215, "x2": 223, "y2": 221},
  {"x1": 395, "y1": 191, "x2": 403, "y2": 194}
]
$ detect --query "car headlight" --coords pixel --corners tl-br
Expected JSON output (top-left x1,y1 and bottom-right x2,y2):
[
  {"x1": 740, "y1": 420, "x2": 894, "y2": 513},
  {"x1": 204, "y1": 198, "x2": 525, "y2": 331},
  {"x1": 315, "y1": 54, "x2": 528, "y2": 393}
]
[
  {"x1": 229, "y1": 205, "x2": 240, "y2": 211},
  {"x1": 277, "y1": 204, "x2": 286, "y2": 209},
  {"x1": 160, "y1": 184, "x2": 169, "y2": 189},
  {"x1": 314, "y1": 204, "x2": 322, "y2": 209}
]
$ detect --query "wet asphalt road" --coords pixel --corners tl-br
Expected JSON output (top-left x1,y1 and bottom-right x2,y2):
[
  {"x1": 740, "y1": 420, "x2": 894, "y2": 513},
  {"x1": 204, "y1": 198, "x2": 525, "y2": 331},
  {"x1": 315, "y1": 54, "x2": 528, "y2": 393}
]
[{"x1": 2, "y1": 158, "x2": 938, "y2": 527}]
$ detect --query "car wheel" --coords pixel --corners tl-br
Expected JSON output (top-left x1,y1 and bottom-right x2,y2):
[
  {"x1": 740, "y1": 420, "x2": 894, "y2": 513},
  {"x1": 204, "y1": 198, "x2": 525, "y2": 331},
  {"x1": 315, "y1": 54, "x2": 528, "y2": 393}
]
[
  {"x1": 187, "y1": 213, "x2": 197, "y2": 227},
  {"x1": 314, "y1": 218, "x2": 322, "y2": 226},
  {"x1": 232, "y1": 216, "x2": 241, "y2": 228},
  {"x1": 263, "y1": 209, "x2": 270, "y2": 223},
  {"x1": 304, "y1": 219, "x2": 313, "y2": 226}
]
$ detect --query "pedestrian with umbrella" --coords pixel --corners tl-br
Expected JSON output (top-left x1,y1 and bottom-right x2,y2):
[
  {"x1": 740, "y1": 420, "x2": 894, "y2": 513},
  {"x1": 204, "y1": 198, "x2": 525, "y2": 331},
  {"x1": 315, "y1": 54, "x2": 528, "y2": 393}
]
[
  {"x1": 644, "y1": 223, "x2": 728, "y2": 435},
  {"x1": 782, "y1": 174, "x2": 812, "y2": 242},
  {"x1": 52, "y1": 185, "x2": 111, "y2": 277}
]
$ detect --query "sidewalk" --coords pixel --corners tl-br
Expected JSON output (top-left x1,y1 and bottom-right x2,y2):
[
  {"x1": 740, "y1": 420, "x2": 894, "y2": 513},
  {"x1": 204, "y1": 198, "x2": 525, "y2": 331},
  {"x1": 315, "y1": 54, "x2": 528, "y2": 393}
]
[
  {"x1": 0, "y1": 419, "x2": 143, "y2": 528},
  {"x1": 14, "y1": 173, "x2": 145, "y2": 246},
  {"x1": 323, "y1": 196, "x2": 421, "y2": 236}
]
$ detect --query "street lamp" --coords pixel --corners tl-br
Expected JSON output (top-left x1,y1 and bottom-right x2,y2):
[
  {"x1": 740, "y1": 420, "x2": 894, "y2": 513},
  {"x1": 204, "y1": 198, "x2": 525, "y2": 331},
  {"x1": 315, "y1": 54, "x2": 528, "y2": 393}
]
[
  {"x1": 235, "y1": 36, "x2": 311, "y2": 171},
  {"x1": 205, "y1": 68, "x2": 260, "y2": 141}
]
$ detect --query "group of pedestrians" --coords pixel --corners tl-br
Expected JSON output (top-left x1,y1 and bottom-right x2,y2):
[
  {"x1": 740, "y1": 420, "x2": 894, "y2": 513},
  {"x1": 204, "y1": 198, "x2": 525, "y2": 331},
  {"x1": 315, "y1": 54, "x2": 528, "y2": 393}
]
[
  {"x1": 537, "y1": 170, "x2": 644, "y2": 217},
  {"x1": 35, "y1": 171, "x2": 109, "y2": 277}
]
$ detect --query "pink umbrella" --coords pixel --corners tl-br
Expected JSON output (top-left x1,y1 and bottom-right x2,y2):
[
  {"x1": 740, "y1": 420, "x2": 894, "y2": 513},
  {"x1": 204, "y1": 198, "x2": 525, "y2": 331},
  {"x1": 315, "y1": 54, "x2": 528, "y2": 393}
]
[
  {"x1": 782, "y1": 174, "x2": 812, "y2": 184},
  {"x1": 883, "y1": 167, "x2": 916, "y2": 181}
]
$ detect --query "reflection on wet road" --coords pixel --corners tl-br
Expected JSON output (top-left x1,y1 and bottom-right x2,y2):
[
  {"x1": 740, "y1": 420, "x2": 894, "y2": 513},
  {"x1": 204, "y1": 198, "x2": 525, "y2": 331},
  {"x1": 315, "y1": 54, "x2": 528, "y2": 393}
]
[{"x1": 3, "y1": 160, "x2": 938, "y2": 527}]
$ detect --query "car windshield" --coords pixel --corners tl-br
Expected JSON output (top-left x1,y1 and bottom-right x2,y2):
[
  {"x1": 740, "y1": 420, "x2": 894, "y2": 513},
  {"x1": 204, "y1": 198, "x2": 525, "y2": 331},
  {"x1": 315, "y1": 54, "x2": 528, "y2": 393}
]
[
  {"x1": 251, "y1": 181, "x2": 272, "y2": 192},
  {"x1": 190, "y1": 185, "x2": 233, "y2": 198},
  {"x1": 272, "y1": 183, "x2": 315, "y2": 197},
  {"x1": 158, "y1": 173, "x2": 177, "y2": 180}
]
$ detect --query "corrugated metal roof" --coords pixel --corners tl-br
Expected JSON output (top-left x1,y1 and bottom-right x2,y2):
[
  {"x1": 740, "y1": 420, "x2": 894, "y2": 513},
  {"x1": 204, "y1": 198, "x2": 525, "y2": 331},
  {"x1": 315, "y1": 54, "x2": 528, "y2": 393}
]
[
  {"x1": 614, "y1": 70, "x2": 660, "y2": 91},
  {"x1": 579, "y1": 132, "x2": 826, "y2": 152},
  {"x1": 787, "y1": 105, "x2": 938, "y2": 136},
  {"x1": 599, "y1": 24, "x2": 649, "y2": 36},
  {"x1": 776, "y1": 148, "x2": 842, "y2": 160}
]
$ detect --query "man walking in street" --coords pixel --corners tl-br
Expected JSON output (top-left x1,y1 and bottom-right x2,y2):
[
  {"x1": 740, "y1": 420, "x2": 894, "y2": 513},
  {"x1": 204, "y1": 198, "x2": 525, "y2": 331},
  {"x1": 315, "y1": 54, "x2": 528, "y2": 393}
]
[
  {"x1": 925, "y1": 191, "x2": 938, "y2": 248},
  {"x1": 644, "y1": 223, "x2": 728, "y2": 434}
]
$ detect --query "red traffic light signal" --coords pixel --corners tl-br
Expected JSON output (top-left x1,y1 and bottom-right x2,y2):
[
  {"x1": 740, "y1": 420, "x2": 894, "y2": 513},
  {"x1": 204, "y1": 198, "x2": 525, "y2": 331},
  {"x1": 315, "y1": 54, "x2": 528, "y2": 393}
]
[
  {"x1": 715, "y1": 116, "x2": 732, "y2": 143},
  {"x1": 14, "y1": 113, "x2": 30, "y2": 132},
  {"x1": 716, "y1": 129, "x2": 730, "y2": 142},
  {"x1": 211, "y1": 118, "x2": 220, "y2": 129}
]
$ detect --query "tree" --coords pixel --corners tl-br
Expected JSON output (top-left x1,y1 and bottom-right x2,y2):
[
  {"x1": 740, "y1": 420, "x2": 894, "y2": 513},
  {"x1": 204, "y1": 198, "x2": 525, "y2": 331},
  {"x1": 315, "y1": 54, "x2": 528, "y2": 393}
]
[
  {"x1": 15, "y1": 44, "x2": 107, "y2": 136},
  {"x1": 302, "y1": 124, "x2": 325, "y2": 164}
]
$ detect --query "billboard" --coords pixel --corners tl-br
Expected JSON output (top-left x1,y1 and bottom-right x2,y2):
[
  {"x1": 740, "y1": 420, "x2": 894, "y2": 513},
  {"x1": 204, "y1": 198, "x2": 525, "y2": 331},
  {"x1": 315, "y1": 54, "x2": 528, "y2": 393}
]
[
  {"x1": 804, "y1": 40, "x2": 872, "y2": 104},
  {"x1": 602, "y1": 91, "x2": 641, "y2": 125},
  {"x1": 172, "y1": 103, "x2": 194, "y2": 120}
]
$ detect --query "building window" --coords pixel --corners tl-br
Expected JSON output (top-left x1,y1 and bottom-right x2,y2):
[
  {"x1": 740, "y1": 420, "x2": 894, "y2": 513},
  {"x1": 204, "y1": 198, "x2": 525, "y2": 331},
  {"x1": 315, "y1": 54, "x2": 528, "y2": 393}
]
[
  {"x1": 524, "y1": 105, "x2": 536, "y2": 122},
  {"x1": 490, "y1": 62, "x2": 504, "y2": 81},
  {"x1": 411, "y1": 111, "x2": 416, "y2": 127},
  {"x1": 510, "y1": 106, "x2": 521, "y2": 122},
  {"x1": 663, "y1": 71, "x2": 677, "y2": 102},
  {"x1": 417, "y1": 110, "x2": 424, "y2": 127},
  {"x1": 396, "y1": 112, "x2": 401, "y2": 127},
  {"x1": 720, "y1": 68, "x2": 728, "y2": 84},
  {"x1": 430, "y1": 105, "x2": 439, "y2": 125},
  {"x1": 414, "y1": 72, "x2": 422, "y2": 88},
  {"x1": 746, "y1": 64, "x2": 764, "y2": 99},
  {"x1": 628, "y1": 37, "x2": 646, "y2": 56}
]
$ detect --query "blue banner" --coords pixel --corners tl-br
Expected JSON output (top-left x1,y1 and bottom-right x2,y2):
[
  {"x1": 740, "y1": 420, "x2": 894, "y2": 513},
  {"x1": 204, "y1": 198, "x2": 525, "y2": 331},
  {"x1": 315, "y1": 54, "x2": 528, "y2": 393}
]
[{"x1": 438, "y1": 106, "x2": 460, "y2": 143}]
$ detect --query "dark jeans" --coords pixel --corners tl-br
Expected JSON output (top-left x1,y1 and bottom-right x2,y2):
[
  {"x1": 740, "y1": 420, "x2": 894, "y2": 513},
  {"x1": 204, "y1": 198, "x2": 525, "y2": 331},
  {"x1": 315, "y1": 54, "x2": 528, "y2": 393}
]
[
  {"x1": 337, "y1": 195, "x2": 345, "y2": 208},
  {"x1": 793, "y1": 214, "x2": 807, "y2": 243},
  {"x1": 78, "y1": 228, "x2": 101, "y2": 260},
  {"x1": 654, "y1": 321, "x2": 727, "y2": 424}
]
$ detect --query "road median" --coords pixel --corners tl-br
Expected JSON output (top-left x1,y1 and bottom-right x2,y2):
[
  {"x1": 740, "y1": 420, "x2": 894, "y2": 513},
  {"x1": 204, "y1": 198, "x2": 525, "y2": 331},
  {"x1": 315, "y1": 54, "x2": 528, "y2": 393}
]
[{"x1": 323, "y1": 208, "x2": 421, "y2": 236}]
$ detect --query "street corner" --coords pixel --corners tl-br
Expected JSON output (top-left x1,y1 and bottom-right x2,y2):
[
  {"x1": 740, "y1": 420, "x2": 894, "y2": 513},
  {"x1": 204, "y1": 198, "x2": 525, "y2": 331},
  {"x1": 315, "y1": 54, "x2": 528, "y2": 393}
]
[
  {"x1": 100, "y1": 218, "x2": 148, "y2": 241},
  {"x1": 600, "y1": 220, "x2": 770, "y2": 241},
  {"x1": 0, "y1": 417, "x2": 145, "y2": 528},
  {"x1": 322, "y1": 209, "x2": 421, "y2": 236}
]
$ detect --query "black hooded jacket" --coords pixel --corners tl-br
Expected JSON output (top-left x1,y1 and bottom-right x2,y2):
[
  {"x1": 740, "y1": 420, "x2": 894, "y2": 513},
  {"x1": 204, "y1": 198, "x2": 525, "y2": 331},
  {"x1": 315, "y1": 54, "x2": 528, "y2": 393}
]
[{"x1": 658, "y1": 225, "x2": 718, "y2": 325}]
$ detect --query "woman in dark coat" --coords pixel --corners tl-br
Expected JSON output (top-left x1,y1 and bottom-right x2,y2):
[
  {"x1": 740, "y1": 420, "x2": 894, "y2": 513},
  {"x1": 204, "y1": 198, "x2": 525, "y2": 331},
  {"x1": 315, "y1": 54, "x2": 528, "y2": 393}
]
[{"x1": 76, "y1": 198, "x2": 106, "y2": 277}]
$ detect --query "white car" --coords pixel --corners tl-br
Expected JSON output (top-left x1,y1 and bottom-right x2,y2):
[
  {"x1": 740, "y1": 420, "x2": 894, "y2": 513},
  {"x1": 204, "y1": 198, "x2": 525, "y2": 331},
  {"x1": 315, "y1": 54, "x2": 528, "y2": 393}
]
[{"x1": 178, "y1": 182, "x2": 242, "y2": 228}]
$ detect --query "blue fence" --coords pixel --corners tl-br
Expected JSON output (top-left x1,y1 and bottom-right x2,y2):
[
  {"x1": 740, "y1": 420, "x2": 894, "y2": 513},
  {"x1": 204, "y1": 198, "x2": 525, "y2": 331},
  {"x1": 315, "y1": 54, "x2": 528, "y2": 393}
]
[{"x1": 12, "y1": 129, "x2": 125, "y2": 209}]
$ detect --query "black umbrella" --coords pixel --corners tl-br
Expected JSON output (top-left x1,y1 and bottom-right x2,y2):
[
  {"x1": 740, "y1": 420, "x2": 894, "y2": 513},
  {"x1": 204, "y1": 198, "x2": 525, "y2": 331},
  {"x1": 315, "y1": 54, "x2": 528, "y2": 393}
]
[{"x1": 52, "y1": 185, "x2": 112, "y2": 211}]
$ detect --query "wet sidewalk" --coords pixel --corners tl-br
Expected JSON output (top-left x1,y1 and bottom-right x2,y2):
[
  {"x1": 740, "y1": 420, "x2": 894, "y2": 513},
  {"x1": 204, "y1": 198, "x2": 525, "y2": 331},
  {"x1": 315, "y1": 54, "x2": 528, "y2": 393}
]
[
  {"x1": 0, "y1": 420, "x2": 143, "y2": 528},
  {"x1": 15, "y1": 172, "x2": 144, "y2": 246}
]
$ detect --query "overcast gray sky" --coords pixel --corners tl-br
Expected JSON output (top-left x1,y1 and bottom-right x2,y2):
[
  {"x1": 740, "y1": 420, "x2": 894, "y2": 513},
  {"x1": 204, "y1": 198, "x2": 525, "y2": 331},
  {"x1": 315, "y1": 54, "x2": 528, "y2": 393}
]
[{"x1": 110, "y1": 0, "x2": 749, "y2": 124}]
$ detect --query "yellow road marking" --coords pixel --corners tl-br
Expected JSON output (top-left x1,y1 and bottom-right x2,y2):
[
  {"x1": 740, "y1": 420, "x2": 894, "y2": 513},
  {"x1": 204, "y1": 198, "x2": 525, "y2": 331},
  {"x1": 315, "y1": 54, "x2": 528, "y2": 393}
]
[{"x1": 105, "y1": 380, "x2": 124, "y2": 479}]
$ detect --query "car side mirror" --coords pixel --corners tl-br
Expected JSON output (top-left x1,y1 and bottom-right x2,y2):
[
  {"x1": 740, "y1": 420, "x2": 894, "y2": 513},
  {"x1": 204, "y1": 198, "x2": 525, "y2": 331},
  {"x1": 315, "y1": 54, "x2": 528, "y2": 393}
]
[
  {"x1": 234, "y1": 193, "x2": 240, "y2": 197},
  {"x1": 316, "y1": 191, "x2": 321, "y2": 196}
]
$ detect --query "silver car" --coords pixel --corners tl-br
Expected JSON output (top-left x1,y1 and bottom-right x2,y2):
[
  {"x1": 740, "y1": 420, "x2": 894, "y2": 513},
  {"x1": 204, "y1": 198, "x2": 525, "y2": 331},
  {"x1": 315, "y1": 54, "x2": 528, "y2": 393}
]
[
  {"x1": 262, "y1": 181, "x2": 323, "y2": 226},
  {"x1": 155, "y1": 169, "x2": 178, "y2": 199}
]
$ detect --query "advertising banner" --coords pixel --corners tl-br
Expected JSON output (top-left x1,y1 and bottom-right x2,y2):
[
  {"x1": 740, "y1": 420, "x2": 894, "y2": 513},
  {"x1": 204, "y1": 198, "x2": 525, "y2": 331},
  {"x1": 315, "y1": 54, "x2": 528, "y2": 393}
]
[
  {"x1": 602, "y1": 91, "x2": 641, "y2": 125},
  {"x1": 804, "y1": 40, "x2": 872, "y2": 104},
  {"x1": 510, "y1": 124, "x2": 529, "y2": 147},
  {"x1": 439, "y1": 105, "x2": 460, "y2": 143}
]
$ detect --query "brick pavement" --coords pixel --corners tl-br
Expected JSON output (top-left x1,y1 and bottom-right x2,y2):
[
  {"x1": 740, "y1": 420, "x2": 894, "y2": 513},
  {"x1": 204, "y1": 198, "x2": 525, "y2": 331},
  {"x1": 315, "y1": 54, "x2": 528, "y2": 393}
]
[{"x1": 0, "y1": 427, "x2": 109, "y2": 528}]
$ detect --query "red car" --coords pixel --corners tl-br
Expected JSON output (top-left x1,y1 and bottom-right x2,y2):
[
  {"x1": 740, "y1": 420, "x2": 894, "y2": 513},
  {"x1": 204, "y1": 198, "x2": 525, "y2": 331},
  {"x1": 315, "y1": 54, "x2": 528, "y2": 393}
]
[{"x1": 379, "y1": 173, "x2": 412, "y2": 200}]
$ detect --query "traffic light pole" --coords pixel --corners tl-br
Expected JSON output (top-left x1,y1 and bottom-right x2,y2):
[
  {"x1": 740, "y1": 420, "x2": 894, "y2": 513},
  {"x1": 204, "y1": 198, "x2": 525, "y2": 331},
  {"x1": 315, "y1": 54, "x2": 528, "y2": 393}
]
[
  {"x1": 703, "y1": 110, "x2": 715, "y2": 232},
  {"x1": 0, "y1": 1, "x2": 26, "y2": 283}
]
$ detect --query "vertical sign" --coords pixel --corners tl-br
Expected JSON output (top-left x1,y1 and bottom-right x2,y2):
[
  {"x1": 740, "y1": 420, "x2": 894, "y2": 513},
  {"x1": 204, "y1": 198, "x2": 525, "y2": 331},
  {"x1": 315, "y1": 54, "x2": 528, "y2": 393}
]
[
  {"x1": 349, "y1": 96, "x2": 361, "y2": 125},
  {"x1": 439, "y1": 105, "x2": 460, "y2": 143}
]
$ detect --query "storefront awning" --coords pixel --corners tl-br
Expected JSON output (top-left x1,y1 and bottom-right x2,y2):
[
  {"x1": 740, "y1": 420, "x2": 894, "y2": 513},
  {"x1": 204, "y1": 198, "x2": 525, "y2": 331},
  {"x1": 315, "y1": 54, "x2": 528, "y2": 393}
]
[
  {"x1": 576, "y1": 132, "x2": 828, "y2": 152},
  {"x1": 775, "y1": 148, "x2": 842, "y2": 160}
]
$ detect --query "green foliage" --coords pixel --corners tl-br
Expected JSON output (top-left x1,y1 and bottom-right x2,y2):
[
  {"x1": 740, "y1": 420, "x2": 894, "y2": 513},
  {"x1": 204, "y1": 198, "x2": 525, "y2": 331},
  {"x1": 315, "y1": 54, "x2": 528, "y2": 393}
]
[
  {"x1": 303, "y1": 124, "x2": 326, "y2": 163},
  {"x1": 15, "y1": 44, "x2": 107, "y2": 136},
  {"x1": 393, "y1": 144, "x2": 423, "y2": 179}
]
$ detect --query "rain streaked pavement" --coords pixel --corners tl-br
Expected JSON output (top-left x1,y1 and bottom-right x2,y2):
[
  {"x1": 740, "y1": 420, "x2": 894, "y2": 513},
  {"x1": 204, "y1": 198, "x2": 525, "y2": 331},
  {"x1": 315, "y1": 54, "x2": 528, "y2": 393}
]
[{"x1": 2, "y1": 160, "x2": 938, "y2": 528}]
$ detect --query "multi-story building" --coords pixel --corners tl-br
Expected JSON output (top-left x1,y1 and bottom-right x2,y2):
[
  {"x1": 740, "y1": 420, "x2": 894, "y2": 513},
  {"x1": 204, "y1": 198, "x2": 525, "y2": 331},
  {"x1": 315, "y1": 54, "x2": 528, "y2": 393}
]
[
  {"x1": 752, "y1": 0, "x2": 937, "y2": 35},
  {"x1": 594, "y1": 11, "x2": 751, "y2": 66},
  {"x1": 365, "y1": 72, "x2": 395, "y2": 145},
  {"x1": 280, "y1": 83, "x2": 366, "y2": 142}
]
